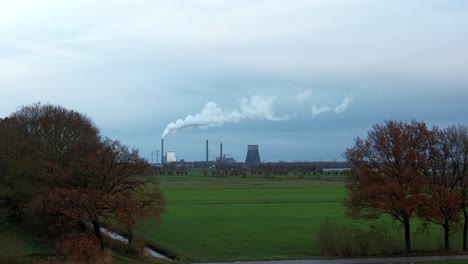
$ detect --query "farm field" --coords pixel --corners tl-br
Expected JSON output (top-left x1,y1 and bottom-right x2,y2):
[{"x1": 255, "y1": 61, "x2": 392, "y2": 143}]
[
  {"x1": 135, "y1": 174, "x2": 462, "y2": 262},
  {"x1": 136, "y1": 175, "x2": 346, "y2": 261},
  {"x1": 0, "y1": 173, "x2": 463, "y2": 263}
]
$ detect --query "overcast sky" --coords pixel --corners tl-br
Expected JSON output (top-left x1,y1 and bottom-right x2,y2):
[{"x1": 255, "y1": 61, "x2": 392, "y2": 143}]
[{"x1": 1, "y1": 0, "x2": 467, "y2": 162}]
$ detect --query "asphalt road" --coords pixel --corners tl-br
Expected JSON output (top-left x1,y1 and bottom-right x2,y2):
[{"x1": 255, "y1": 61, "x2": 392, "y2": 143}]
[{"x1": 195, "y1": 255, "x2": 468, "y2": 264}]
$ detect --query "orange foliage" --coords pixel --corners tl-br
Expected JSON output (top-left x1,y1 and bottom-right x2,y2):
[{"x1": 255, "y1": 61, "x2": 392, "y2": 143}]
[
  {"x1": 345, "y1": 120, "x2": 437, "y2": 253},
  {"x1": 4, "y1": 103, "x2": 165, "y2": 255}
]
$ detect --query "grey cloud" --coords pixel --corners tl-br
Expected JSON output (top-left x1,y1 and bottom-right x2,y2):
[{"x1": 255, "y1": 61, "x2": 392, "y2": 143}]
[
  {"x1": 1, "y1": 1, "x2": 467, "y2": 161},
  {"x1": 4, "y1": 1, "x2": 468, "y2": 84},
  {"x1": 296, "y1": 90, "x2": 312, "y2": 104}
]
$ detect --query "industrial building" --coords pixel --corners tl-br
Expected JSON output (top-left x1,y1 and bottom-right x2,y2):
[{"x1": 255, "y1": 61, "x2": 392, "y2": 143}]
[
  {"x1": 165, "y1": 151, "x2": 177, "y2": 163},
  {"x1": 215, "y1": 142, "x2": 236, "y2": 162},
  {"x1": 217, "y1": 154, "x2": 236, "y2": 163}
]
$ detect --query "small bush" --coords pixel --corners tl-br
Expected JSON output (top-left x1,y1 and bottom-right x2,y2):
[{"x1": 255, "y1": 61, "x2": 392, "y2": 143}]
[
  {"x1": 59, "y1": 233, "x2": 111, "y2": 264},
  {"x1": 316, "y1": 219, "x2": 368, "y2": 257},
  {"x1": 316, "y1": 219, "x2": 410, "y2": 257},
  {"x1": 367, "y1": 222, "x2": 405, "y2": 255}
]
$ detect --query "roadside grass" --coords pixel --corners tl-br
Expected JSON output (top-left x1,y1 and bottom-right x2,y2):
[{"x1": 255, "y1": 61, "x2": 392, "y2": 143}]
[{"x1": 138, "y1": 174, "x2": 465, "y2": 261}]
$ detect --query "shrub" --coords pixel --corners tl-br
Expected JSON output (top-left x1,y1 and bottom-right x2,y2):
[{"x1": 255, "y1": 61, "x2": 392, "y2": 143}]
[
  {"x1": 59, "y1": 233, "x2": 112, "y2": 263},
  {"x1": 317, "y1": 219, "x2": 411, "y2": 257},
  {"x1": 367, "y1": 222, "x2": 405, "y2": 255},
  {"x1": 316, "y1": 219, "x2": 368, "y2": 257}
]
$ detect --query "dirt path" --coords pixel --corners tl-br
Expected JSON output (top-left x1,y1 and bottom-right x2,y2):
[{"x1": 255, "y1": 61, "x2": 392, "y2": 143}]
[{"x1": 195, "y1": 255, "x2": 468, "y2": 264}]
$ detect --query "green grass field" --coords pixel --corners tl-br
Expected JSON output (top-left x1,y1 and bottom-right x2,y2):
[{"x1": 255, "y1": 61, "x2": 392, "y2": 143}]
[
  {"x1": 0, "y1": 173, "x2": 461, "y2": 263},
  {"x1": 135, "y1": 175, "x2": 348, "y2": 261},
  {"x1": 135, "y1": 174, "x2": 463, "y2": 261}
]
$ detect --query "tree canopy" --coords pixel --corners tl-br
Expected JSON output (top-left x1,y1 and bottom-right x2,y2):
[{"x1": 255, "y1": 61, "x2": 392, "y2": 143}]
[
  {"x1": 0, "y1": 103, "x2": 165, "y2": 255},
  {"x1": 345, "y1": 120, "x2": 468, "y2": 252},
  {"x1": 345, "y1": 120, "x2": 435, "y2": 252}
]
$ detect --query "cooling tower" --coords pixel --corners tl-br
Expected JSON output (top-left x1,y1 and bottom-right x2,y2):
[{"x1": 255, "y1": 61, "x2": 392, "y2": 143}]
[{"x1": 245, "y1": 145, "x2": 261, "y2": 165}]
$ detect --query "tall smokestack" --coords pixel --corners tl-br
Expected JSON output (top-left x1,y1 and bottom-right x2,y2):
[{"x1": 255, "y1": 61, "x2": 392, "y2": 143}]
[
  {"x1": 206, "y1": 140, "x2": 209, "y2": 164},
  {"x1": 220, "y1": 143, "x2": 223, "y2": 162},
  {"x1": 161, "y1": 139, "x2": 164, "y2": 164}
]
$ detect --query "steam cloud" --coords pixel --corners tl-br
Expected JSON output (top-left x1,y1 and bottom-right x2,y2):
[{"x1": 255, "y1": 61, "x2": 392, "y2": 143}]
[
  {"x1": 162, "y1": 96, "x2": 288, "y2": 138},
  {"x1": 311, "y1": 96, "x2": 352, "y2": 116}
]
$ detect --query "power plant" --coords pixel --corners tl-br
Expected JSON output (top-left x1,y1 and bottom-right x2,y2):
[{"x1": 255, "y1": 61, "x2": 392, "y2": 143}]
[
  {"x1": 160, "y1": 138, "x2": 254, "y2": 165},
  {"x1": 245, "y1": 145, "x2": 261, "y2": 165},
  {"x1": 160, "y1": 139, "x2": 177, "y2": 163},
  {"x1": 156, "y1": 137, "x2": 350, "y2": 170}
]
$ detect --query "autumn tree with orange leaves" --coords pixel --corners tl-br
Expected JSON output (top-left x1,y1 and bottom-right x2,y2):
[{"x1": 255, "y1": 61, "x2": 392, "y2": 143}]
[
  {"x1": 415, "y1": 125, "x2": 467, "y2": 251},
  {"x1": 38, "y1": 137, "x2": 164, "y2": 249},
  {"x1": 345, "y1": 120, "x2": 437, "y2": 253},
  {"x1": 0, "y1": 103, "x2": 165, "y2": 253},
  {"x1": 447, "y1": 125, "x2": 468, "y2": 251},
  {"x1": 432, "y1": 125, "x2": 468, "y2": 251}
]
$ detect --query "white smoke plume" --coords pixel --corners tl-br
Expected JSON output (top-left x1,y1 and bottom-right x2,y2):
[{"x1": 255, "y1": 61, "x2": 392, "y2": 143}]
[
  {"x1": 161, "y1": 96, "x2": 288, "y2": 138},
  {"x1": 311, "y1": 96, "x2": 352, "y2": 117}
]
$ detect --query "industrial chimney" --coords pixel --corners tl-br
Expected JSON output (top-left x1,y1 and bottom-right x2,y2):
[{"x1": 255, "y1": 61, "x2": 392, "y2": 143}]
[
  {"x1": 161, "y1": 139, "x2": 164, "y2": 164},
  {"x1": 245, "y1": 145, "x2": 261, "y2": 165},
  {"x1": 206, "y1": 140, "x2": 209, "y2": 164},
  {"x1": 220, "y1": 143, "x2": 223, "y2": 162}
]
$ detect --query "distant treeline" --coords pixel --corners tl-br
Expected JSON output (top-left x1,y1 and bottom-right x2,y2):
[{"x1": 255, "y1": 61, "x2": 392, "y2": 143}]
[
  {"x1": 152, "y1": 161, "x2": 351, "y2": 179},
  {"x1": 152, "y1": 160, "x2": 351, "y2": 170}
]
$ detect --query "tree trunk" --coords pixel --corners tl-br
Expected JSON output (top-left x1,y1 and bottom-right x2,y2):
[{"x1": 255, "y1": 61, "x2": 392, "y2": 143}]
[
  {"x1": 444, "y1": 221, "x2": 450, "y2": 251},
  {"x1": 127, "y1": 228, "x2": 133, "y2": 246},
  {"x1": 464, "y1": 210, "x2": 468, "y2": 251},
  {"x1": 404, "y1": 219, "x2": 411, "y2": 253},
  {"x1": 92, "y1": 220, "x2": 104, "y2": 250},
  {"x1": 77, "y1": 221, "x2": 86, "y2": 232}
]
